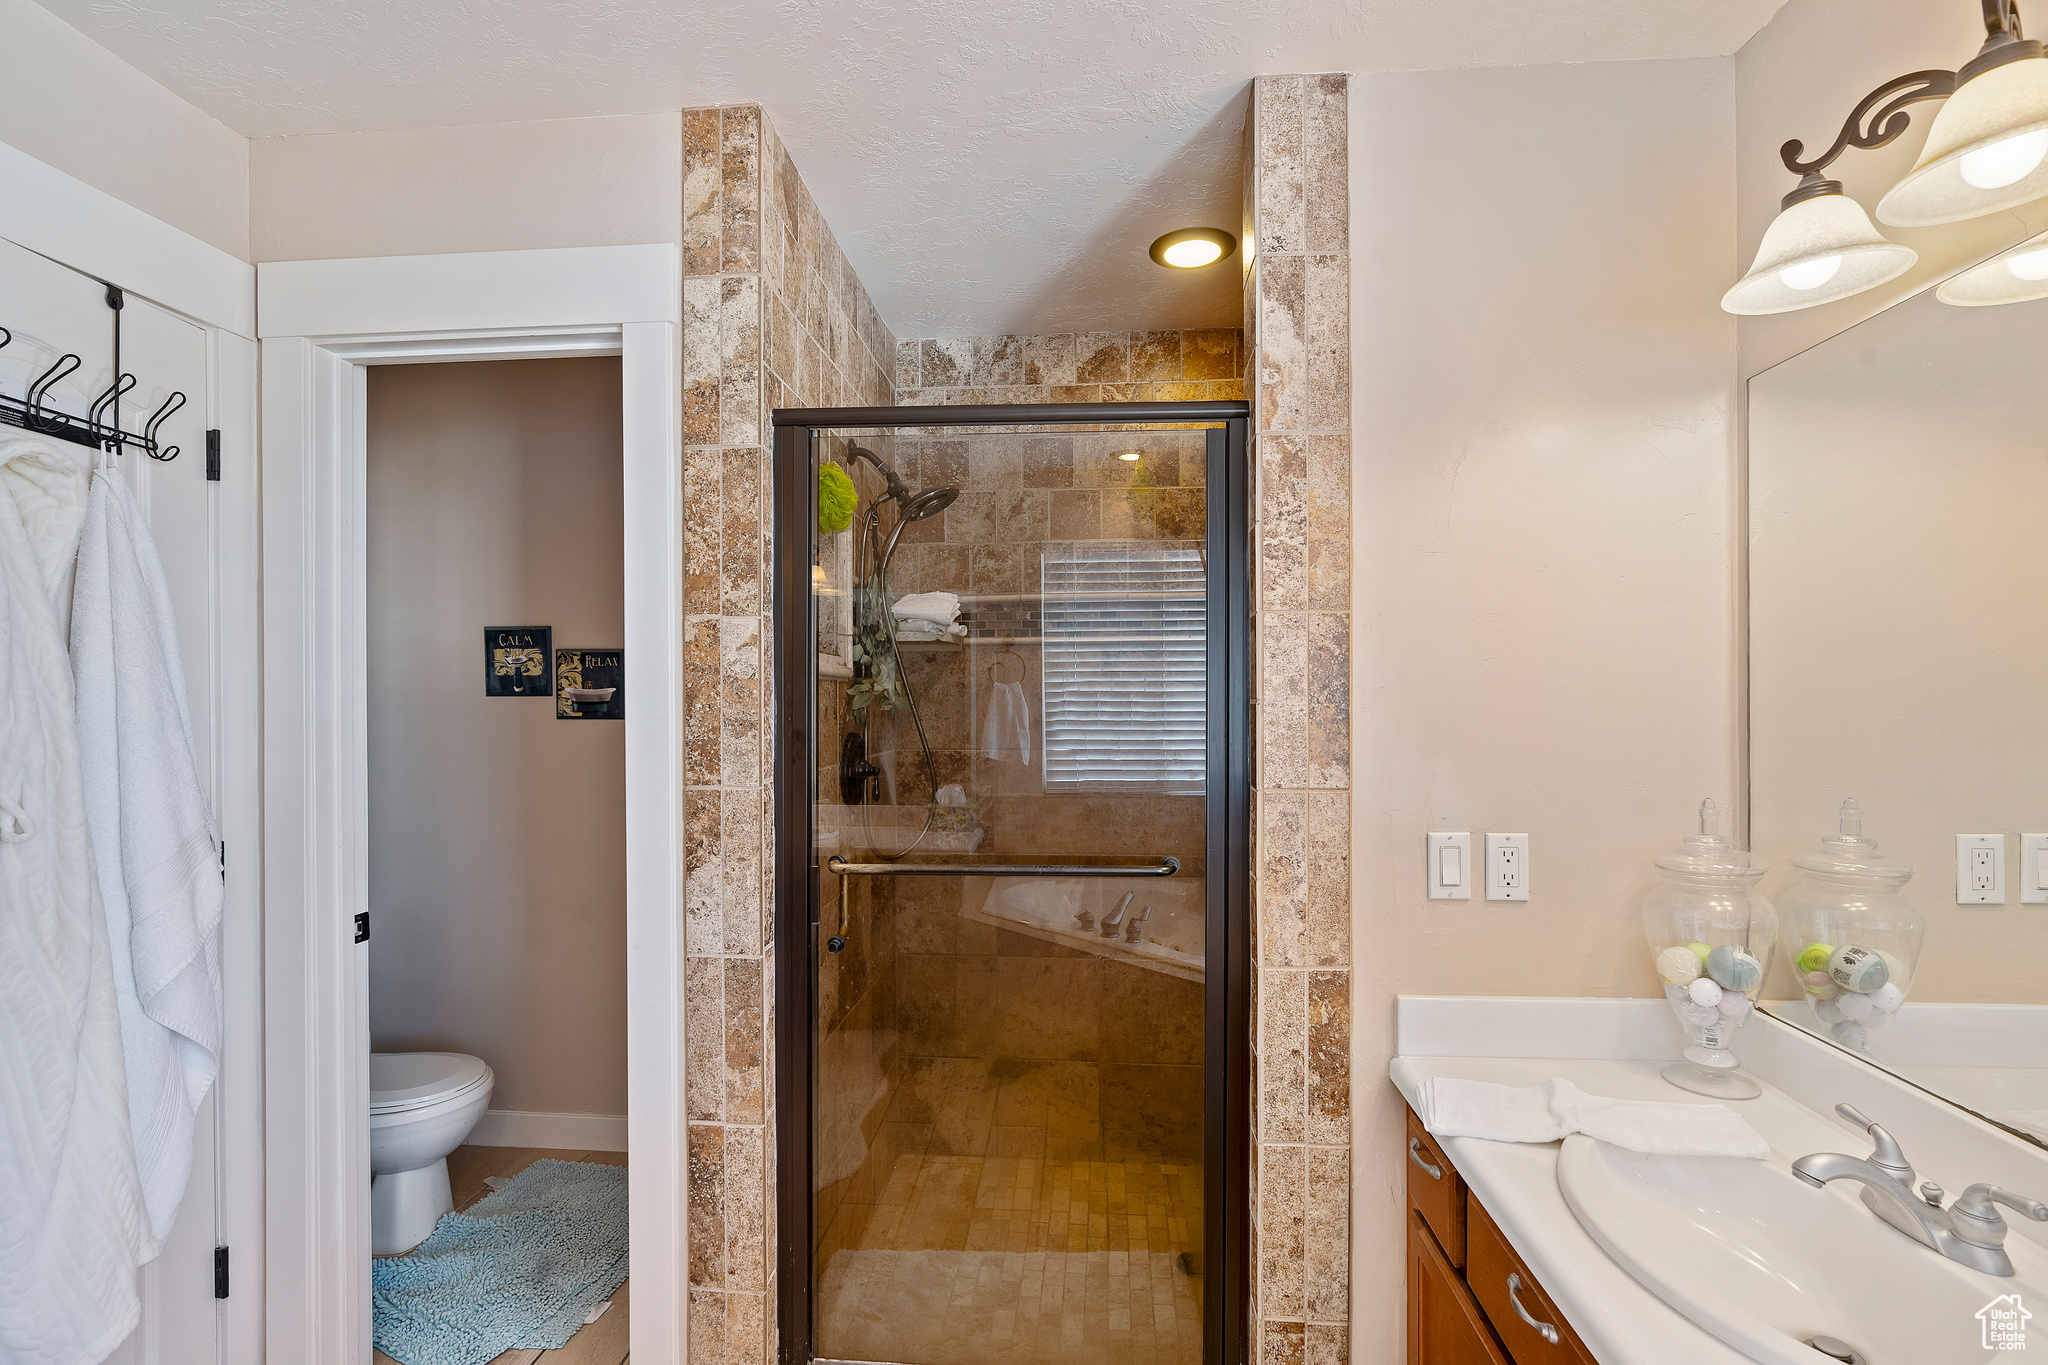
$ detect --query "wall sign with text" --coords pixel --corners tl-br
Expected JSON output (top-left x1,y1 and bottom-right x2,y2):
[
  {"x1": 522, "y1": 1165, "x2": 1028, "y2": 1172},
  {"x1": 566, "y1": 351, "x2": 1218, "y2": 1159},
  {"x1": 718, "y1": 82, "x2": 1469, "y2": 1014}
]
[
  {"x1": 557, "y1": 648, "x2": 623, "y2": 720},
  {"x1": 484, "y1": 626, "x2": 553, "y2": 696}
]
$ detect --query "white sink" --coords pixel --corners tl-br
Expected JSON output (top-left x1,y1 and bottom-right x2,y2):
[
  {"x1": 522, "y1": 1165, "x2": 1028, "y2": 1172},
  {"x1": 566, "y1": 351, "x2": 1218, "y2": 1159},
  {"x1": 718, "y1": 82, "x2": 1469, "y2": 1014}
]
[{"x1": 1558, "y1": 1133, "x2": 2046, "y2": 1363}]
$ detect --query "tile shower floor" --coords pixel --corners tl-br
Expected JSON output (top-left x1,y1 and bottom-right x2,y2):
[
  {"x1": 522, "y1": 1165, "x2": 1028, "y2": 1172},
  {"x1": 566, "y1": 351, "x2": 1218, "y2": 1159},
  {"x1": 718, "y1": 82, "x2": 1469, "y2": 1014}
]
[
  {"x1": 818, "y1": 1155, "x2": 1204, "y2": 1365},
  {"x1": 373, "y1": 1144, "x2": 629, "y2": 1365}
]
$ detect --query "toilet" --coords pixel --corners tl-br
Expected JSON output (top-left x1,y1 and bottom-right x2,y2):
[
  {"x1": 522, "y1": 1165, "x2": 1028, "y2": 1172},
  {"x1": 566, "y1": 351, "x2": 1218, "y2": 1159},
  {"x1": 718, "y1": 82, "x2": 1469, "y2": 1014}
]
[{"x1": 369, "y1": 1051, "x2": 495, "y2": 1255}]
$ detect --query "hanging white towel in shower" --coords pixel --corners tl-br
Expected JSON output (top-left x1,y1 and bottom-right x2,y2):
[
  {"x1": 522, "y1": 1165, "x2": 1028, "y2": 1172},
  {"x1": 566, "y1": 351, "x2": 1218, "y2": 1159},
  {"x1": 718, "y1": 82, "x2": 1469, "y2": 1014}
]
[
  {"x1": 0, "y1": 435, "x2": 155, "y2": 1365},
  {"x1": 981, "y1": 679, "x2": 1033, "y2": 766},
  {"x1": 71, "y1": 463, "x2": 224, "y2": 1245}
]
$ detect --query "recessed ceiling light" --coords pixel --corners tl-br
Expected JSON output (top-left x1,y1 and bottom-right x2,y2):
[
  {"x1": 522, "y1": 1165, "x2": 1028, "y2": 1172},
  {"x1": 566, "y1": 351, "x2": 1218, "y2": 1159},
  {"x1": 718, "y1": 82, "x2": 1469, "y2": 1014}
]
[
  {"x1": 1115, "y1": 450, "x2": 1144, "y2": 461},
  {"x1": 1149, "y1": 228, "x2": 1237, "y2": 269}
]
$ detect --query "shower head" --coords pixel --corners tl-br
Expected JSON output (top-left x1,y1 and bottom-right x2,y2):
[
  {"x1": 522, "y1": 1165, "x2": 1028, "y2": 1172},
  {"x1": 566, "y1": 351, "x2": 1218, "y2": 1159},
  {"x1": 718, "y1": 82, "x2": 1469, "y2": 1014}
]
[{"x1": 901, "y1": 485, "x2": 959, "y2": 522}]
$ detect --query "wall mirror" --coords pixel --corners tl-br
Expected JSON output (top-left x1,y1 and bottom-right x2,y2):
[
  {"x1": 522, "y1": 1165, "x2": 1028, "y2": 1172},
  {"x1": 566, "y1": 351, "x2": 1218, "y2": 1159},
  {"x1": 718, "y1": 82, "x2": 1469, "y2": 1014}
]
[{"x1": 1747, "y1": 240, "x2": 2048, "y2": 1147}]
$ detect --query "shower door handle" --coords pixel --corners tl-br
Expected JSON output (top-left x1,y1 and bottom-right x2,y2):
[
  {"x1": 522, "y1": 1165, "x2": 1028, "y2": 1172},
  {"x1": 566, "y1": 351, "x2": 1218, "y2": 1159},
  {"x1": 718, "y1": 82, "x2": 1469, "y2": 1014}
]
[{"x1": 824, "y1": 855, "x2": 1179, "y2": 877}]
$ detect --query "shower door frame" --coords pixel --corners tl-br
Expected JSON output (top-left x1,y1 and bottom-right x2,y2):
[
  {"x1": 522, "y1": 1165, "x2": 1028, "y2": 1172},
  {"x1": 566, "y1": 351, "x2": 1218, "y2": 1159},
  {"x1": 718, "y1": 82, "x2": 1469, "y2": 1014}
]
[{"x1": 770, "y1": 401, "x2": 1254, "y2": 1365}]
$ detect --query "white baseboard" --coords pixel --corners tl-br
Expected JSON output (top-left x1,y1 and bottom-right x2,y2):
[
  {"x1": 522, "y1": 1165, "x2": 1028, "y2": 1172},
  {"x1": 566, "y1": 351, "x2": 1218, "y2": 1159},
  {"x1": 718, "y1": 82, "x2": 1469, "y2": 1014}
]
[{"x1": 467, "y1": 1109, "x2": 628, "y2": 1152}]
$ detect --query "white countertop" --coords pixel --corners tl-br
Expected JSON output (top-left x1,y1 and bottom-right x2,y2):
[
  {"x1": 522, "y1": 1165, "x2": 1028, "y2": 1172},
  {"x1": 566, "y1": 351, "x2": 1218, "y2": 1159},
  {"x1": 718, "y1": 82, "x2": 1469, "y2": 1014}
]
[{"x1": 1392, "y1": 997, "x2": 2048, "y2": 1365}]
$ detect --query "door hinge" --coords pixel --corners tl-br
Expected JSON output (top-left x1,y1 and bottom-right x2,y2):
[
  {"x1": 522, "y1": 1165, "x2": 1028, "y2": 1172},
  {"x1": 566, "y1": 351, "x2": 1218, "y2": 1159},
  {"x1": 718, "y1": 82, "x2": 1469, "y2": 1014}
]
[
  {"x1": 354, "y1": 911, "x2": 370, "y2": 944},
  {"x1": 213, "y1": 1245, "x2": 229, "y2": 1298},
  {"x1": 205, "y1": 429, "x2": 221, "y2": 482}
]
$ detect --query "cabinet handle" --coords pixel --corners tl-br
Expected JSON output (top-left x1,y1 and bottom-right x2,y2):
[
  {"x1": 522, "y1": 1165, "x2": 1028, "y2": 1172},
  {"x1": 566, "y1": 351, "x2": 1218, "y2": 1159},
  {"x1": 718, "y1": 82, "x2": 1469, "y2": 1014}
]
[
  {"x1": 1407, "y1": 1137, "x2": 1442, "y2": 1180},
  {"x1": 1506, "y1": 1273, "x2": 1561, "y2": 1345}
]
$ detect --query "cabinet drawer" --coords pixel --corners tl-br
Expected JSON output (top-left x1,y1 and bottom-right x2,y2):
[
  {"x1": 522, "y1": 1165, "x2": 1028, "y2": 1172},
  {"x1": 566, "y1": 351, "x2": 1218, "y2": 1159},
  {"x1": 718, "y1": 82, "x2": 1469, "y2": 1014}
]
[
  {"x1": 1406, "y1": 1108, "x2": 1467, "y2": 1267},
  {"x1": 1465, "y1": 1197, "x2": 1593, "y2": 1365}
]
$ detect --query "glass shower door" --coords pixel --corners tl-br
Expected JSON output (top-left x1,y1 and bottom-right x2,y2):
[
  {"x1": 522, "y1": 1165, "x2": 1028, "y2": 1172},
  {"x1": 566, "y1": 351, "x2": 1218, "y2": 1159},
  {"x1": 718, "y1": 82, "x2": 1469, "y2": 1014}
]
[{"x1": 798, "y1": 418, "x2": 1237, "y2": 1365}]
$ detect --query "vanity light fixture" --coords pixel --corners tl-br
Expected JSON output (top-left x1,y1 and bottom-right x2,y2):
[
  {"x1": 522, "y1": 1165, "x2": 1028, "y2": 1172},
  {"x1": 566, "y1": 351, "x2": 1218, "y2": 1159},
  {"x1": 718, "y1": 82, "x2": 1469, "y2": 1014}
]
[
  {"x1": 1149, "y1": 228, "x2": 1236, "y2": 269},
  {"x1": 1727, "y1": 0, "x2": 2048, "y2": 314},
  {"x1": 1935, "y1": 226, "x2": 2048, "y2": 302},
  {"x1": 1115, "y1": 449, "x2": 1144, "y2": 462}
]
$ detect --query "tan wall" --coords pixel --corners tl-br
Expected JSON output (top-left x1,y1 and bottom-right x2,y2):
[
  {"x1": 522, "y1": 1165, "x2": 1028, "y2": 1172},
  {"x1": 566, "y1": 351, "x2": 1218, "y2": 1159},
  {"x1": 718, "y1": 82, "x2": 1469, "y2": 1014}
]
[
  {"x1": 1736, "y1": 0, "x2": 2048, "y2": 378},
  {"x1": 1347, "y1": 58, "x2": 1738, "y2": 1361},
  {"x1": 249, "y1": 113, "x2": 683, "y2": 262},
  {"x1": 366, "y1": 357, "x2": 628, "y2": 1117},
  {"x1": 0, "y1": 0, "x2": 249, "y2": 259}
]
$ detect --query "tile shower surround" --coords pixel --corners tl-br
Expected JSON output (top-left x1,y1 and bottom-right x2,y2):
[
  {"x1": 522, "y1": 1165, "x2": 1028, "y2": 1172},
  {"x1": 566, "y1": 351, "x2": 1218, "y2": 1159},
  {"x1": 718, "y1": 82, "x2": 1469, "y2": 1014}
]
[{"x1": 682, "y1": 74, "x2": 1352, "y2": 1365}]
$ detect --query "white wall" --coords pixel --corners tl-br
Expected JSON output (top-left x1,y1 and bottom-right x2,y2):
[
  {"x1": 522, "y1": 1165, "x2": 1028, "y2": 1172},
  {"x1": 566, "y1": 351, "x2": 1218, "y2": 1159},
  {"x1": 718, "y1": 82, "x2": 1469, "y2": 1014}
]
[
  {"x1": 1736, "y1": 0, "x2": 2048, "y2": 377},
  {"x1": 1347, "y1": 57, "x2": 1739, "y2": 1356},
  {"x1": 249, "y1": 113, "x2": 683, "y2": 262},
  {"x1": 0, "y1": 0, "x2": 249, "y2": 260}
]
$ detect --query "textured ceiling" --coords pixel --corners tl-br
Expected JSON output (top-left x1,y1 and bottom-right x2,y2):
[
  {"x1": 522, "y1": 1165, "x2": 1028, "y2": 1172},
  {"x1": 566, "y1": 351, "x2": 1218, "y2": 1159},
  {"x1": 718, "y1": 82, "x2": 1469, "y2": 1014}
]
[{"x1": 34, "y1": 0, "x2": 1788, "y2": 336}]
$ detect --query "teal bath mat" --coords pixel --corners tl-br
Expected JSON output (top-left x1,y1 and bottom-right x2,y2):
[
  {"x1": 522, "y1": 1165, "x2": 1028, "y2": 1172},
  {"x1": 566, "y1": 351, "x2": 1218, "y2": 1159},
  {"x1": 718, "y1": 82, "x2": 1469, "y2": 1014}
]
[{"x1": 372, "y1": 1158, "x2": 628, "y2": 1365}]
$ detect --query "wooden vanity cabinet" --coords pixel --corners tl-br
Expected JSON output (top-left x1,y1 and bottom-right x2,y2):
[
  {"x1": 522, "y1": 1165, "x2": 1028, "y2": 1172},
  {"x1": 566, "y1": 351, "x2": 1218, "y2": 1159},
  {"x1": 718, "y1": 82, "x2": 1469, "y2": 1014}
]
[{"x1": 1405, "y1": 1104, "x2": 1596, "y2": 1365}]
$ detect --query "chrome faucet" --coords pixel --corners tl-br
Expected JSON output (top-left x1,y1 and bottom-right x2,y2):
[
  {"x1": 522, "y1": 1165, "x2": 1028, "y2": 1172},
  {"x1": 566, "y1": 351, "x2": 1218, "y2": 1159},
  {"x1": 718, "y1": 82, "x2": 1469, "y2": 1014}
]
[
  {"x1": 1793, "y1": 1103, "x2": 2048, "y2": 1276},
  {"x1": 1124, "y1": 903, "x2": 1152, "y2": 943},
  {"x1": 1101, "y1": 892, "x2": 1135, "y2": 938}
]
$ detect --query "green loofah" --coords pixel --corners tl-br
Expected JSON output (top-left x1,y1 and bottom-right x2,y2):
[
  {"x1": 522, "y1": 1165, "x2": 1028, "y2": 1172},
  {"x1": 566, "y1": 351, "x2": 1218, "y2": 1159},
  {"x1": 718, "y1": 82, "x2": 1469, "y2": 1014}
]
[{"x1": 818, "y1": 461, "x2": 857, "y2": 534}]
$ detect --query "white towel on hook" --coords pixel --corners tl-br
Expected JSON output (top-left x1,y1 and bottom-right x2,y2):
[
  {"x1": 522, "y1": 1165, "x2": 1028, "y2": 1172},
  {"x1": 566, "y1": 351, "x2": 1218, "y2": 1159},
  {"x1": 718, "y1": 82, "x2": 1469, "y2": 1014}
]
[
  {"x1": 0, "y1": 435, "x2": 155, "y2": 1365},
  {"x1": 71, "y1": 463, "x2": 224, "y2": 1244},
  {"x1": 982, "y1": 679, "x2": 1033, "y2": 767}
]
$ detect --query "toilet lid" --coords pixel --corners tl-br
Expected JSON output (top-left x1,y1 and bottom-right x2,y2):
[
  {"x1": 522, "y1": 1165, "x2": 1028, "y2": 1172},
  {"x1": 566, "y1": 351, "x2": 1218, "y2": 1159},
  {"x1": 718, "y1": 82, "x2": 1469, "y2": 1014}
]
[{"x1": 369, "y1": 1052, "x2": 492, "y2": 1115}]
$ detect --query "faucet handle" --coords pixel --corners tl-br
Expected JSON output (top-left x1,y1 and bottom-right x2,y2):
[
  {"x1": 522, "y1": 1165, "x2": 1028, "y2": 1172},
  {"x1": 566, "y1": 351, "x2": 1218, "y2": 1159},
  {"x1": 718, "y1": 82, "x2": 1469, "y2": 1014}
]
[
  {"x1": 1953, "y1": 1184, "x2": 2048, "y2": 1249},
  {"x1": 1835, "y1": 1103, "x2": 1915, "y2": 1185}
]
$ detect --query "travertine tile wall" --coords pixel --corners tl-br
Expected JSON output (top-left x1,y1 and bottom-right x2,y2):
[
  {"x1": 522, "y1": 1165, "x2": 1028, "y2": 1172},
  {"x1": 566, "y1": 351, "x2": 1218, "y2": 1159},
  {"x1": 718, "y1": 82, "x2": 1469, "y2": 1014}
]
[
  {"x1": 1246, "y1": 74, "x2": 1352, "y2": 1365},
  {"x1": 893, "y1": 330, "x2": 1245, "y2": 405},
  {"x1": 682, "y1": 102, "x2": 898, "y2": 1365}
]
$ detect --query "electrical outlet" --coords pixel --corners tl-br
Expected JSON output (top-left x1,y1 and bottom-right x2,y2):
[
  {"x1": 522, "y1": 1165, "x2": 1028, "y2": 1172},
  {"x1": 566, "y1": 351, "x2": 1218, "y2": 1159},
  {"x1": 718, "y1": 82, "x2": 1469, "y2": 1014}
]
[
  {"x1": 2023, "y1": 834, "x2": 2048, "y2": 905},
  {"x1": 1956, "y1": 834, "x2": 2007, "y2": 905},
  {"x1": 1486, "y1": 833, "x2": 1529, "y2": 902},
  {"x1": 1428, "y1": 832, "x2": 1471, "y2": 902}
]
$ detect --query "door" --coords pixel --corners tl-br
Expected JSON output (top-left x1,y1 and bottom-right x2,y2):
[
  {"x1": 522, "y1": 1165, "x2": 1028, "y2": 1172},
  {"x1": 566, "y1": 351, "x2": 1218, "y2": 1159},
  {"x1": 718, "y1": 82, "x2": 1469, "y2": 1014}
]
[
  {"x1": 0, "y1": 235, "x2": 261, "y2": 1364},
  {"x1": 775, "y1": 408, "x2": 1251, "y2": 1365}
]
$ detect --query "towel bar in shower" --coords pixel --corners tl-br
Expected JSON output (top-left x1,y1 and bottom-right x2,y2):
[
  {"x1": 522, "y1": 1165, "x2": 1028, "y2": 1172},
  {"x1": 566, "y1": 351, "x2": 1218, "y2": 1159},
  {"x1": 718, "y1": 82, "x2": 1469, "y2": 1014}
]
[{"x1": 824, "y1": 855, "x2": 1179, "y2": 877}]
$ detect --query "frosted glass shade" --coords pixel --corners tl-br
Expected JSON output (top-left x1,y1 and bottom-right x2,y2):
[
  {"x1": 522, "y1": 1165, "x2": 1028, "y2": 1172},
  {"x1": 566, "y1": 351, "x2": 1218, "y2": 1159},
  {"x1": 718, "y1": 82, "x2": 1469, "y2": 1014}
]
[
  {"x1": 1877, "y1": 56, "x2": 2048, "y2": 226},
  {"x1": 1722, "y1": 192, "x2": 1918, "y2": 315},
  {"x1": 1935, "y1": 229, "x2": 2048, "y2": 305}
]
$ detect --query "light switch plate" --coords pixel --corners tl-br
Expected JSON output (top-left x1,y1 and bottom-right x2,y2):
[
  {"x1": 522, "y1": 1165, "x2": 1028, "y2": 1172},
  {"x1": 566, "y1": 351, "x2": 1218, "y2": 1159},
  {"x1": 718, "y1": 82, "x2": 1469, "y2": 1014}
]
[
  {"x1": 2024, "y1": 834, "x2": 2048, "y2": 905},
  {"x1": 1486, "y1": 832, "x2": 1530, "y2": 902},
  {"x1": 1956, "y1": 834, "x2": 2007, "y2": 904},
  {"x1": 1427, "y1": 832, "x2": 1471, "y2": 902}
]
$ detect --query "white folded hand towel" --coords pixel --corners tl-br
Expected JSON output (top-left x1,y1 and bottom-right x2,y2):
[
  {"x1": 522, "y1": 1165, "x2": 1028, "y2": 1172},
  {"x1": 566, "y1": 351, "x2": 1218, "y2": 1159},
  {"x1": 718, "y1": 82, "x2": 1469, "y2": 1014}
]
[
  {"x1": 1420, "y1": 1076, "x2": 1768, "y2": 1159},
  {"x1": 892, "y1": 591, "x2": 960, "y2": 627},
  {"x1": 893, "y1": 620, "x2": 965, "y2": 642}
]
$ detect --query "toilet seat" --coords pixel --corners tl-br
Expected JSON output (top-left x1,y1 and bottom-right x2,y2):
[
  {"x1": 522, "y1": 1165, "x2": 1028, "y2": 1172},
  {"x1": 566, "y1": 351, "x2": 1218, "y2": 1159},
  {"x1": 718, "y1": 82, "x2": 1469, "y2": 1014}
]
[{"x1": 370, "y1": 1051, "x2": 492, "y2": 1116}]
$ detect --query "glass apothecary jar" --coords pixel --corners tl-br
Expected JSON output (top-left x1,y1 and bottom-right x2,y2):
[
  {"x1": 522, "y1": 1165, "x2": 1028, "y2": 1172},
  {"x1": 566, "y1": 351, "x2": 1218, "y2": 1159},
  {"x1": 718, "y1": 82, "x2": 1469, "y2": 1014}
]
[
  {"x1": 1782, "y1": 798, "x2": 1925, "y2": 1053},
  {"x1": 1643, "y1": 799, "x2": 1778, "y2": 1099}
]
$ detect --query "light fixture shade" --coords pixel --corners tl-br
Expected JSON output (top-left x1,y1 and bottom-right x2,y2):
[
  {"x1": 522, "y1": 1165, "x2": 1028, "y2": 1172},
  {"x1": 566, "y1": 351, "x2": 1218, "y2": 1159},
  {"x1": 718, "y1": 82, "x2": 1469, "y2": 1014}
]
[
  {"x1": 1935, "y1": 228, "x2": 2048, "y2": 304},
  {"x1": 1721, "y1": 192, "x2": 1918, "y2": 315},
  {"x1": 1876, "y1": 56, "x2": 2048, "y2": 225}
]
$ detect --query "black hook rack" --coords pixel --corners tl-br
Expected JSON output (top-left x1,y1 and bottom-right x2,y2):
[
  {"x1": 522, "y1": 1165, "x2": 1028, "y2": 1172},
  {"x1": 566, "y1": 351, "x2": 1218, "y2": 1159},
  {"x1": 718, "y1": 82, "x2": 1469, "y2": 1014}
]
[{"x1": 0, "y1": 286, "x2": 186, "y2": 461}]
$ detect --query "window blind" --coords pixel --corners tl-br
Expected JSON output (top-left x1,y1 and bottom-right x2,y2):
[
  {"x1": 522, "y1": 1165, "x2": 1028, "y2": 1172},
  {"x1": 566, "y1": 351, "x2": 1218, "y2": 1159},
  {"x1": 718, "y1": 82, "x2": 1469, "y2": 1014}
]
[{"x1": 1040, "y1": 540, "x2": 1207, "y2": 793}]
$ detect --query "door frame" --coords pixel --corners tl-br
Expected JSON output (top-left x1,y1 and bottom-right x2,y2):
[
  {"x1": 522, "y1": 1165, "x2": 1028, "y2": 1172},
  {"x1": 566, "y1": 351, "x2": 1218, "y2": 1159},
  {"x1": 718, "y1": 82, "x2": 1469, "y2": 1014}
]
[
  {"x1": 768, "y1": 401, "x2": 1254, "y2": 1365},
  {"x1": 256, "y1": 245, "x2": 683, "y2": 1364}
]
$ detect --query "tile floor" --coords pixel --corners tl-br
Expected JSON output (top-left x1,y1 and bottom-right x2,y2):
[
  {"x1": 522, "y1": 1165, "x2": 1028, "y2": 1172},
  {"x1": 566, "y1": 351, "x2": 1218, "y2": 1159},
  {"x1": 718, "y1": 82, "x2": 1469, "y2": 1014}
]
[
  {"x1": 816, "y1": 1154, "x2": 1203, "y2": 1365},
  {"x1": 372, "y1": 1144, "x2": 629, "y2": 1365}
]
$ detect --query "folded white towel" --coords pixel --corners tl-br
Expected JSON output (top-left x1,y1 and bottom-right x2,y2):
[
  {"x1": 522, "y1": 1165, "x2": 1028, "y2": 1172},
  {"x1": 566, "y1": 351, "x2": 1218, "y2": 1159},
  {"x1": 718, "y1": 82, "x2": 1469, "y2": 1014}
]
[
  {"x1": 1419, "y1": 1076, "x2": 1768, "y2": 1159},
  {"x1": 893, "y1": 620, "x2": 965, "y2": 642},
  {"x1": 892, "y1": 590, "x2": 960, "y2": 627}
]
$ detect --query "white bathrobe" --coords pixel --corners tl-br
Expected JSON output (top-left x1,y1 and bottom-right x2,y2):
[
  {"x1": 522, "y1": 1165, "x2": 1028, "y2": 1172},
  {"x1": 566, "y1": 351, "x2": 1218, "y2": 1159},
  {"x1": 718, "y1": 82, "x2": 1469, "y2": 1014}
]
[
  {"x1": 70, "y1": 466, "x2": 223, "y2": 1244},
  {"x1": 0, "y1": 436, "x2": 155, "y2": 1365}
]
